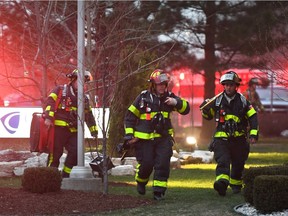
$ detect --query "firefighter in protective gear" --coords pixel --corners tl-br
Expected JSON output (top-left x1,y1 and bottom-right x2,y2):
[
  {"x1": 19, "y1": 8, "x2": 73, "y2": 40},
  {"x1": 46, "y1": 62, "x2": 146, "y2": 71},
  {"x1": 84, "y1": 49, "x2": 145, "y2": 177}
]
[
  {"x1": 243, "y1": 78, "x2": 264, "y2": 112},
  {"x1": 44, "y1": 69, "x2": 98, "y2": 178},
  {"x1": 200, "y1": 71, "x2": 258, "y2": 196},
  {"x1": 124, "y1": 69, "x2": 190, "y2": 200}
]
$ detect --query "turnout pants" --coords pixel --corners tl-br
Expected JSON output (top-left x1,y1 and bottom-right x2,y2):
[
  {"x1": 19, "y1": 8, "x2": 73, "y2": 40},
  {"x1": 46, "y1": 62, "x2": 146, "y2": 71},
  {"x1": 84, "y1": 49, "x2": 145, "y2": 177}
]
[
  {"x1": 134, "y1": 137, "x2": 173, "y2": 194},
  {"x1": 213, "y1": 136, "x2": 249, "y2": 187},
  {"x1": 47, "y1": 126, "x2": 77, "y2": 177}
]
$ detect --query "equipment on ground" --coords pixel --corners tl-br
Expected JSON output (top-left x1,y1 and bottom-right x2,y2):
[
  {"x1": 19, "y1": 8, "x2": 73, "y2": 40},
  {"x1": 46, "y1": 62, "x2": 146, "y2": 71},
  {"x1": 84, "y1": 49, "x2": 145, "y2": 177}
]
[
  {"x1": 87, "y1": 138, "x2": 115, "y2": 180},
  {"x1": 89, "y1": 155, "x2": 115, "y2": 180}
]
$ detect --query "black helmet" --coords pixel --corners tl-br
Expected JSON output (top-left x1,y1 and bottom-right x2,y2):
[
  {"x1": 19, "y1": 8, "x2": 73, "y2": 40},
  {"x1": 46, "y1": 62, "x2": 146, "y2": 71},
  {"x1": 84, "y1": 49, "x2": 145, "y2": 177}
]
[{"x1": 220, "y1": 71, "x2": 242, "y2": 86}]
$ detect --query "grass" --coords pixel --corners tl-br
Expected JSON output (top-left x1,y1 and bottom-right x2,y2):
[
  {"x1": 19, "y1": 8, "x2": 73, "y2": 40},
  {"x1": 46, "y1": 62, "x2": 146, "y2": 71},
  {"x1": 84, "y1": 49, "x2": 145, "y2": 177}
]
[
  {"x1": 104, "y1": 165, "x2": 244, "y2": 216},
  {"x1": 1, "y1": 140, "x2": 287, "y2": 216},
  {"x1": 97, "y1": 141, "x2": 288, "y2": 216}
]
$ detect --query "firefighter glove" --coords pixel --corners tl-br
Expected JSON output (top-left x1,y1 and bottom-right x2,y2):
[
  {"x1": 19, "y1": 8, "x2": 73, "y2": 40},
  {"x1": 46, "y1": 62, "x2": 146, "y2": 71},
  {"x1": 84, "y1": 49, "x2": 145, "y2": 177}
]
[
  {"x1": 165, "y1": 97, "x2": 177, "y2": 106},
  {"x1": 208, "y1": 140, "x2": 216, "y2": 152},
  {"x1": 200, "y1": 99, "x2": 209, "y2": 108},
  {"x1": 200, "y1": 99, "x2": 211, "y2": 113},
  {"x1": 44, "y1": 118, "x2": 53, "y2": 128},
  {"x1": 124, "y1": 134, "x2": 134, "y2": 142},
  {"x1": 116, "y1": 135, "x2": 134, "y2": 153},
  {"x1": 124, "y1": 135, "x2": 139, "y2": 146}
]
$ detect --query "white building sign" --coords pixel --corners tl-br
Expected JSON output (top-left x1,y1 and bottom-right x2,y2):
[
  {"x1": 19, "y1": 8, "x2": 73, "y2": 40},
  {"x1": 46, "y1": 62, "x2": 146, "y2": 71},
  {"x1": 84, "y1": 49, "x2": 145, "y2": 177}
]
[{"x1": 0, "y1": 107, "x2": 109, "y2": 138}]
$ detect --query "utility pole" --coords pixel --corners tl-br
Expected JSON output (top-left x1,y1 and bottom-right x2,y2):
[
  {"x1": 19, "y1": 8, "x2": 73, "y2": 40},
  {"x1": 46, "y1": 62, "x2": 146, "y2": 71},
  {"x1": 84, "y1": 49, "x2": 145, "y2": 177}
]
[
  {"x1": 77, "y1": 0, "x2": 85, "y2": 167},
  {"x1": 61, "y1": 1, "x2": 102, "y2": 192}
]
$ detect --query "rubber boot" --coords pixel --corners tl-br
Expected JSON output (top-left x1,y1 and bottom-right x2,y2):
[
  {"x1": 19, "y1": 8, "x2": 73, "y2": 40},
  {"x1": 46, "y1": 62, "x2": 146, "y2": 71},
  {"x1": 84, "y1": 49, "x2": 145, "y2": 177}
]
[
  {"x1": 213, "y1": 180, "x2": 227, "y2": 196},
  {"x1": 62, "y1": 171, "x2": 70, "y2": 178},
  {"x1": 137, "y1": 183, "x2": 146, "y2": 195}
]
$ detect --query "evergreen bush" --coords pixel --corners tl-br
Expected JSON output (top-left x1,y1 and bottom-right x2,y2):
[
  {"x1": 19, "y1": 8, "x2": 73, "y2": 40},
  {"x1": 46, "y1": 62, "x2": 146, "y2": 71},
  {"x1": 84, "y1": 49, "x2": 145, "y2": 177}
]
[
  {"x1": 243, "y1": 164, "x2": 288, "y2": 205},
  {"x1": 253, "y1": 175, "x2": 288, "y2": 213},
  {"x1": 21, "y1": 167, "x2": 62, "y2": 193}
]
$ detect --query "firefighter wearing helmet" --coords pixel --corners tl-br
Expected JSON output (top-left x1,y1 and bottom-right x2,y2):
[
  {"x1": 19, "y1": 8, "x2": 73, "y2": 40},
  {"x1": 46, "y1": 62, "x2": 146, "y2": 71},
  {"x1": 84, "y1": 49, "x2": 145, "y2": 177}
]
[
  {"x1": 66, "y1": 69, "x2": 93, "y2": 83},
  {"x1": 243, "y1": 78, "x2": 264, "y2": 112},
  {"x1": 44, "y1": 69, "x2": 98, "y2": 178},
  {"x1": 199, "y1": 71, "x2": 259, "y2": 196},
  {"x1": 124, "y1": 69, "x2": 190, "y2": 200}
]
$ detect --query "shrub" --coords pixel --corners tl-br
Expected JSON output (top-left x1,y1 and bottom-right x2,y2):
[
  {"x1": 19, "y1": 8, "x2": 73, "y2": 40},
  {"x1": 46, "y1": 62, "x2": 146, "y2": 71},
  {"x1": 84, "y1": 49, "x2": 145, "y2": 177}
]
[
  {"x1": 22, "y1": 167, "x2": 62, "y2": 193},
  {"x1": 243, "y1": 165, "x2": 288, "y2": 205},
  {"x1": 253, "y1": 175, "x2": 288, "y2": 213}
]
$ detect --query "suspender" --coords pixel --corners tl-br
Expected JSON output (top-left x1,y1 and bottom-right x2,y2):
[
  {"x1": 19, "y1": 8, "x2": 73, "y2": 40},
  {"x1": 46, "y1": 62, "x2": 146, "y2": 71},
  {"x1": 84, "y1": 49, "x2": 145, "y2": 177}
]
[
  {"x1": 215, "y1": 94, "x2": 223, "y2": 107},
  {"x1": 215, "y1": 93, "x2": 247, "y2": 124},
  {"x1": 239, "y1": 93, "x2": 247, "y2": 108},
  {"x1": 215, "y1": 93, "x2": 247, "y2": 109}
]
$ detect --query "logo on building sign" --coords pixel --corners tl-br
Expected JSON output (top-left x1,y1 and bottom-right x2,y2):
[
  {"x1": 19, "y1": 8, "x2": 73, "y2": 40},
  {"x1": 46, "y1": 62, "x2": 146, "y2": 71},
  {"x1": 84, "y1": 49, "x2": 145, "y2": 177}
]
[{"x1": 0, "y1": 112, "x2": 20, "y2": 134}]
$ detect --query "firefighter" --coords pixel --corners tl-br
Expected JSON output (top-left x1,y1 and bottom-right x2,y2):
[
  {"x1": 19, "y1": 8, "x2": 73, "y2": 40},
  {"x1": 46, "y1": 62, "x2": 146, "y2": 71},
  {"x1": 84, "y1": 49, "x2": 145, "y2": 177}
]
[
  {"x1": 44, "y1": 69, "x2": 98, "y2": 178},
  {"x1": 200, "y1": 71, "x2": 258, "y2": 196},
  {"x1": 124, "y1": 69, "x2": 190, "y2": 200},
  {"x1": 243, "y1": 78, "x2": 264, "y2": 112}
]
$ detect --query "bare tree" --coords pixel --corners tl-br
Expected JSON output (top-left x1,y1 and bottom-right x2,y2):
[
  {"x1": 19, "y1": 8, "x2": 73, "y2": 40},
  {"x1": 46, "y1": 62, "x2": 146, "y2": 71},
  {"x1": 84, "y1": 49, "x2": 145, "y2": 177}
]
[{"x1": 0, "y1": 1, "x2": 78, "y2": 104}]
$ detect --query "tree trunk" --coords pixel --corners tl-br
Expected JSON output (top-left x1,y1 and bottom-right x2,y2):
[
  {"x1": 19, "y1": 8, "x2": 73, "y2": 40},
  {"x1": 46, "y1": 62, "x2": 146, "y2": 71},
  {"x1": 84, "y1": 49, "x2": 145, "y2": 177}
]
[{"x1": 200, "y1": 1, "x2": 217, "y2": 143}]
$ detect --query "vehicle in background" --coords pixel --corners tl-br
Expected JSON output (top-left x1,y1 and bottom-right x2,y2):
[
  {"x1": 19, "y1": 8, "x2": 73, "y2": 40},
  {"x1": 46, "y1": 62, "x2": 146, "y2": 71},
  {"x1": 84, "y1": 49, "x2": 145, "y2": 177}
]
[
  {"x1": 257, "y1": 85, "x2": 288, "y2": 136},
  {"x1": 257, "y1": 85, "x2": 288, "y2": 112}
]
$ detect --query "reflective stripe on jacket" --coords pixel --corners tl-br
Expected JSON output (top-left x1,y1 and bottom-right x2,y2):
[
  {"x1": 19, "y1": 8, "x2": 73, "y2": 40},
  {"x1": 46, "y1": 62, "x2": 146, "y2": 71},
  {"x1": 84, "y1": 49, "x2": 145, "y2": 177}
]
[
  {"x1": 44, "y1": 84, "x2": 97, "y2": 134},
  {"x1": 124, "y1": 90, "x2": 190, "y2": 140},
  {"x1": 201, "y1": 92, "x2": 258, "y2": 139}
]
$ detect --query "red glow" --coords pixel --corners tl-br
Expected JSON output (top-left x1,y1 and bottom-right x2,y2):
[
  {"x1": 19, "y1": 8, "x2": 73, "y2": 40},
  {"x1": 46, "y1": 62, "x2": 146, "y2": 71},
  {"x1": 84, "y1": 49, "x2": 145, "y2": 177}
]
[{"x1": 170, "y1": 67, "x2": 286, "y2": 128}]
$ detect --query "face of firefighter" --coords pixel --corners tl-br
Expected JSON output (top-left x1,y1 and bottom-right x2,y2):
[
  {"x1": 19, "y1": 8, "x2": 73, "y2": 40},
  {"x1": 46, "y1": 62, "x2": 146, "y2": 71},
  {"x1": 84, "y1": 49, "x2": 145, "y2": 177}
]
[
  {"x1": 155, "y1": 82, "x2": 168, "y2": 96},
  {"x1": 223, "y1": 82, "x2": 237, "y2": 97}
]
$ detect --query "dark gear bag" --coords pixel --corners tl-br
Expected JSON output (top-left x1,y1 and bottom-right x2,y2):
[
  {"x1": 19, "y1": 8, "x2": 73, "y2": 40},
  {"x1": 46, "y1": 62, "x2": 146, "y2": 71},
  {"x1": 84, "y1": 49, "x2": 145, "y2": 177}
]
[
  {"x1": 29, "y1": 113, "x2": 54, "y2": 153},
  {"x1": 30, "y1": 113, "x2": 42, "y2": 152}
]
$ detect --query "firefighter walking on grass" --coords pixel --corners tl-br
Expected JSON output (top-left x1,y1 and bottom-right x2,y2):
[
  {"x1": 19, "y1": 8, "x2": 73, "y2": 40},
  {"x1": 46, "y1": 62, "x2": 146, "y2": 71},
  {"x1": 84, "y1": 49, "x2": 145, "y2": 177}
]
[
  {"x1": 200, "y1": 71, "x2": 259, "y2": 196},
  {"x1": 44, "y1": 69, "x2": 98, "y2": 178},
  {"x1": 124, "y1": 69, "x2": 190, "y2": 200}
]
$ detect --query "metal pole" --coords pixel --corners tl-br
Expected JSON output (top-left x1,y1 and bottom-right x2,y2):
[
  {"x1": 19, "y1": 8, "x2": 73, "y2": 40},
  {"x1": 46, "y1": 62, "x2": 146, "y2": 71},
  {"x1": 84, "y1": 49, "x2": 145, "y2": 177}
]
[{"x1": 77, "y1": 0, "x2": 85, "y2": 166}]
